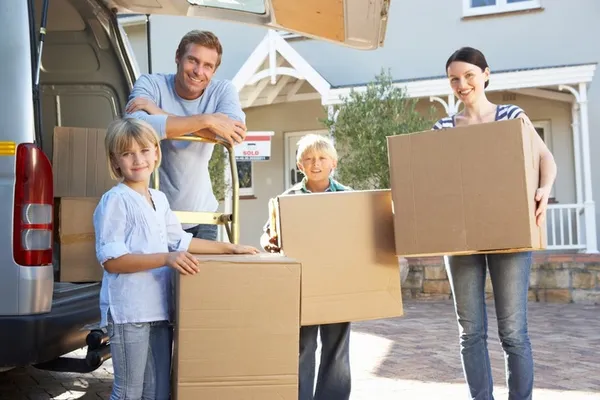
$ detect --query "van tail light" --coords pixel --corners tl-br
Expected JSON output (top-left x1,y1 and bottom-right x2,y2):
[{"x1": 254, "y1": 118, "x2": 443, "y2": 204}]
[{"x1": 13, "y1": 143, "x2": 53, "y2": 266}]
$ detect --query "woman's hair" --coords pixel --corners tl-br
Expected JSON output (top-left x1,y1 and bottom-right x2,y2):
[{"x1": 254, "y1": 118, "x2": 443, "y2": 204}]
[
  {"x1": 105, "y1": 118, "x2": 162, "y2": 180},
  {"x1": 296, "y1": 134, "x2": 338, "y2": 164},
  {"x1": 445, "y1": 47, "x2": 490, "y2": 88}
]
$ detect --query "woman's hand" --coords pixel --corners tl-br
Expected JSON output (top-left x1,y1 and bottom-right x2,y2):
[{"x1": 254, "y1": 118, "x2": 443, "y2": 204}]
[
  {"x1": 166, "y1": 251, "x2": 200, "y2": 275},
  {"x1": 535, "y1": 186, "x2": 552, "y2": 227},
  {"x1": 125, "y1": 97, "x2": 166, "y2": 115},
  {"x1": 230, "y1": 244, "x2": 260, "y2": 255}
]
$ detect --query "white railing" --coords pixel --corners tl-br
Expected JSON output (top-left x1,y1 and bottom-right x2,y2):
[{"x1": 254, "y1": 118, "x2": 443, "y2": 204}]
[{"x1": 546, "y1": 203, "x2": 586, "y2": 250}]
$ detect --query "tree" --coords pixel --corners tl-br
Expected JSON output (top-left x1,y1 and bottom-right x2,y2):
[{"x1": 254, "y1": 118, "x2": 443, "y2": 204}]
[
  {"x1": 323, "y1": 69, "x2": 436, "y2": 190},
  {"x1": 208, "y1": 145, "x2": 227, "y2": 201}
]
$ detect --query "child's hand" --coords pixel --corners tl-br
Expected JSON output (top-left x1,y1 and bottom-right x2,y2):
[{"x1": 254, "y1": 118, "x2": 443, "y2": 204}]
[
  {"x1": 230, "y1": 244, "x2": 260, "y2": 255},
  {"x1": 166, "y1": 251, "x2": 200, "y2": 275},
  {"x1": 264, "y1": 235, "x2": 281, "y2": 253}
]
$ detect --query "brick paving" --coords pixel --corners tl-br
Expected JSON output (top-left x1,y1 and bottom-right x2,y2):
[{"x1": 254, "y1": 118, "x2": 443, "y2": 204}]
[{"x1": 1, "y1": 300, "x2": 598, "y2": 399}]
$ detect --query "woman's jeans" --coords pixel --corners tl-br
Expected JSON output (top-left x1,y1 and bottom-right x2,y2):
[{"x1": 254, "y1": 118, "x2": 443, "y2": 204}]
[
  {"x1": 445, "y1": 252, "x2": 534, "y2": 400},
  {"x1": 107, "y1": 314, "x2": 173, "y2": 400}
]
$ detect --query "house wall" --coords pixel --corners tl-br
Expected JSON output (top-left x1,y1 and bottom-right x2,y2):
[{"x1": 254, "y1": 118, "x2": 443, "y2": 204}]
[
  {"x1": 486, "y1": 92, "x2": 575, "y2": 204},
  {"x1": 289, "y1": 0, "x2": 600, "y2": 249},
  {"x1": 240, "y1": 100, "x2": 328, "y2": 248},
  {"x1": 121, "y1": 0, "x2": 600, "y2": 249},
  {"x1": 413, "y1": 94, "x2": 574, "y2": 204}
]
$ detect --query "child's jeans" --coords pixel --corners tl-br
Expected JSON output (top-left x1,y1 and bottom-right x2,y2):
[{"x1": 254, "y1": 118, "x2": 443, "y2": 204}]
[
  {"x1": 107, "y1": 313, "x2": 173, "y2": 400},
  {"x1": 299, "y1": 322, "x2": 351, "y2": 400},
  {"x1": 445, "y1": 252, "x2": 534, "y2": 400}
]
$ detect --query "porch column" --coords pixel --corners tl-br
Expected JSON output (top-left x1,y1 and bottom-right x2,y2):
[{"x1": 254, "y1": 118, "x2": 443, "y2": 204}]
[
  {"x1": 578, "y1": 82, "x2": 598, "y2": 253},
  {"x1": 560, "y1": 83, "x2": 598, "y2": 252},
  {"x1": 571, "y1": 103, "x2": 583, "y2": 205},
  {"x1": 429, "y1": 95, "x2": 458, "y2": 116}
]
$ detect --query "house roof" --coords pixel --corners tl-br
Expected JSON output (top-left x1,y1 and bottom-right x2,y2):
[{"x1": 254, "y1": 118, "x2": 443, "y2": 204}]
[
  {"x1": 324, "y1": 62, "x2": 597, "y2": 105},
  {"x1": 231, "y1": 30, "x2": 330, "y2": 108},
  {"x1": 330, "y1": 62, "x2": 599, "y2": 89},
  {"x1": 229, "y1": 29, "x2": 597, "y2": 107}
]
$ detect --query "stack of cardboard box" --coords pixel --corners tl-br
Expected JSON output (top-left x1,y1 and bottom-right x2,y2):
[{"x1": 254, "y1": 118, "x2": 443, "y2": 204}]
[
  {"x1": 55, "y1": 118, "x2": 545, "y2": 399},
  {"x1": 53, "y1": 126, "x2": 115, "y2": 282},
  {"x1": 172, "y1": 118, "x2": 547, "y2": 399}
]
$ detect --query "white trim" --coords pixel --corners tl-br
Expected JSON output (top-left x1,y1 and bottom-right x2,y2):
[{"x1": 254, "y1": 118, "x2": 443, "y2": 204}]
[
  {"x1": 532, "y1": 119, "x2": 553, "y2": 151},
  {"x1": 232, "y1": 29, "x2": 330, "y2": 98},
  {"x1": 237, "y1": 160, "x2": 254, "y2": 197},
  {"x1": 323, "y1": 64, "x2": 597, "y2": 105},
  {"x1": 462, "y1": 0, "x2": 542, "y2": 17},
  {"x1": 117, "y1": 23, "x2": 142, "y2": 79},
  {"x1": 507, "y1": 88, "x2": 573, "y2": 103}
]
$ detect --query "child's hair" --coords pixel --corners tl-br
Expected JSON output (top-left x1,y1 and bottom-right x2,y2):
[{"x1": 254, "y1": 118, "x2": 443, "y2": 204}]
[
  {"x1": 105, "y1": 117, "x2": 162, "y2": 180},
  {"x1": 296, "y1": 134, "x2": 338, "y2": 164}
]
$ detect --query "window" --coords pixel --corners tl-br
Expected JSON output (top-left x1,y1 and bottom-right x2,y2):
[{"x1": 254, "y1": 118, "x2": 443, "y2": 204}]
[
  {"x1": 463, "y1": 0, "x2": 541, "y2": 17},
  {"x1": 237, "y1": 161, "x2": 254, "y2": 197}
]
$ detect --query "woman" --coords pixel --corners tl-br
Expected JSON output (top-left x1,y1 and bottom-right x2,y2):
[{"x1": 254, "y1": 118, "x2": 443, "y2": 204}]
[{"x1": 433, "y1": 47, "x2": 557, "y2": 400}]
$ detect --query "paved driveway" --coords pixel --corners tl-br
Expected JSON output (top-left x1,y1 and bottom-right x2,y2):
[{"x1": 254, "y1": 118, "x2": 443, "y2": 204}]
[{"x1": 1, "y1": 300, "x2": 599, "y2": 399}]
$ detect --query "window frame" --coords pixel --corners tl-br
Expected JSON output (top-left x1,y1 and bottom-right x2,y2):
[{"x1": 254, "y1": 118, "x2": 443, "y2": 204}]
[
  {"x1": 236, "y1": 160, "x2": 254, "y2": 197},
  {"x1": 532, "y1": 119, "x2": 556, "y2": 199},
  {"x1": 462, "y1": 0, "x2": 541, "y2": 17}
]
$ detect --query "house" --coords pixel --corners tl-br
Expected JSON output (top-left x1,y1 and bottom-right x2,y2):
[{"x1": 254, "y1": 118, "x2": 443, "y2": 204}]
[{"x1": 119, "y1": 0, "x2": 600, "y2": 303}]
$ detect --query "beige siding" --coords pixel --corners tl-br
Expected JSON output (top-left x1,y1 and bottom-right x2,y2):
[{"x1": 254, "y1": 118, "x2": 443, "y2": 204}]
[{"x1": 240, "y1": 93, "x2": 576, "y2": 248}]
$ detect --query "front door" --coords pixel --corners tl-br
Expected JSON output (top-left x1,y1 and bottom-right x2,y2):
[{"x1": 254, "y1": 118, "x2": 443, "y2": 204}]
[{"x1": 284, "y1": 130, "x2": 327, "y2": 189}]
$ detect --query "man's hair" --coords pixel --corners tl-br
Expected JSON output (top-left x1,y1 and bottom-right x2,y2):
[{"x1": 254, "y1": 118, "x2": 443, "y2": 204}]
[
  {"x1": 105, "y1": 118, "x2": 162, "y2": 180},
  {"x1": 176, "y1": 30, "x2": 223, "y2": 68},
  {"x1": 296, "y1": 134, "x2": 338, "y2": 164}
]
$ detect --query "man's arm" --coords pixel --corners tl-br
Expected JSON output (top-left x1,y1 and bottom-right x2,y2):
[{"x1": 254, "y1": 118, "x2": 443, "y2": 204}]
[{"x1": 125, "y1": 77, "x2": 246, "y2": 144}]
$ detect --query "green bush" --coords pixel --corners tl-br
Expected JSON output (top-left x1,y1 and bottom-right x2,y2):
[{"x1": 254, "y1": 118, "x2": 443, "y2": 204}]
[{"x1": 323, "y1": 69, "x2": 436, "y2": 190}]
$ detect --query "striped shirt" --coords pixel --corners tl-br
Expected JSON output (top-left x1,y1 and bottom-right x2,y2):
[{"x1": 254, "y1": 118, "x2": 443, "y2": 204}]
[{"x1": 432, "y1": 104, "x2": 524, "y2": 130}]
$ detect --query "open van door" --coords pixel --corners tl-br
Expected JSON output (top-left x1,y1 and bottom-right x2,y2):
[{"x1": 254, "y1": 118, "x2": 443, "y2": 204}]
[{"x1": 103, "y1": 0, "x2": 391, "y2": 50}]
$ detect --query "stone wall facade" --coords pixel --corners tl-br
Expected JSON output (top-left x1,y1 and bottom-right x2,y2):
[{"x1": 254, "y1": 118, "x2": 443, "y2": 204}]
[{"x1": 402, "y1": 253, "x2": 600, "y2": 305}]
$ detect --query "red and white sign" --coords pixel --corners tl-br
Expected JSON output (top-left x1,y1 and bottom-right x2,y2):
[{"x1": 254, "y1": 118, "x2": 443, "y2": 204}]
[{"x1": 235, "y1": 131, "x2": 274, "y2": 161}]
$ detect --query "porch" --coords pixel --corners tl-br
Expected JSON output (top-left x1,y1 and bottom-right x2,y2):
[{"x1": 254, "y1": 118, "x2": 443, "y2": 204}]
[
  {"x1": 324, "y1": 63, "x2": 599, "y2": 254},
  {"x1": 229, "y1": 30, "x2": 599, "y2": 256}
]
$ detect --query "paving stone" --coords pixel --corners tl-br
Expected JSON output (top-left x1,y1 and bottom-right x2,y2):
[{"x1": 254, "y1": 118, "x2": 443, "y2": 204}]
[{"x1": 1, "y1": 300, "x2": 598, "y2": 399}]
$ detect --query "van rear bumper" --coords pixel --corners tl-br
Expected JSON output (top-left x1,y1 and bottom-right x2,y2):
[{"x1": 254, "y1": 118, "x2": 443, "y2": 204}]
[{"x1": 0, "y1": 283, "x2": 101, "y2": 368}]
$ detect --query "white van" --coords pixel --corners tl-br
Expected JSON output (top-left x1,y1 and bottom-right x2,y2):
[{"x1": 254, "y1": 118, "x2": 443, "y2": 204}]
[{"x1": 0, "y1": 0, "x2": 390, "y2": 371}]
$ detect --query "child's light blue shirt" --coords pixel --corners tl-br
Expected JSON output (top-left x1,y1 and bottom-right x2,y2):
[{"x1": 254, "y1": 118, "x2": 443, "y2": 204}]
[{"x1": 93, "y1": 183, "x2": 193, "y2": 328}]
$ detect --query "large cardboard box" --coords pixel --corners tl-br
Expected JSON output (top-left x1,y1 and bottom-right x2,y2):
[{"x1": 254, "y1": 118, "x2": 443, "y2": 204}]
[
  {"x1": 387, "y1": 118, "x2": 546, "y2": 257},
  {"x1": 273, "y1": 189, "x2": 403, "y2": 326},
  {"x1": 56, "y1": 197, "x2": 103, "y2": 282},
  {"x1": 174, "y1": 254, "x2": 301, "y2": 400},
  {"x1": 53, "y1": 126, "x2": 117, "y2": 197}
]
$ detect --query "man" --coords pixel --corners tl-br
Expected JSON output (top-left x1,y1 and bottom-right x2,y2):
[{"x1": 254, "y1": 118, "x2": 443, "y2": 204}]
[{"x1": 125, "y1": 30, "x2": 246, "y2": 241}]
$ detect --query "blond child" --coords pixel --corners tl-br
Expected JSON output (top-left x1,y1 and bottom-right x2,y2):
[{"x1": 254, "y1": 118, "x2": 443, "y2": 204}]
[
  {"x1": 93, "y1": 118, "x2": 258, "y2": 399},
  {"x1": 260, "y1": 134, "x2": 352, "y2": 400}
]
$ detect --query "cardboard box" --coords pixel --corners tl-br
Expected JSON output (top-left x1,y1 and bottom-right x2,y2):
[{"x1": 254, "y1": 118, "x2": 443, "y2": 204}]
[
  {"x1": 387, "y1": 118, "x2": 546, "y2": 257},
  {"x1": 56, "y1": 197, "x2": 103, "y2": 282},
  {"x1": 53, "y1": 126, "x2": 117, "y2": 197},
  {"x1": 174, "y1": 254, "x2": 301, "y2": 400},
  {"x1": 274, "y1": 189, "x2": 403, "y2": 326}
]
